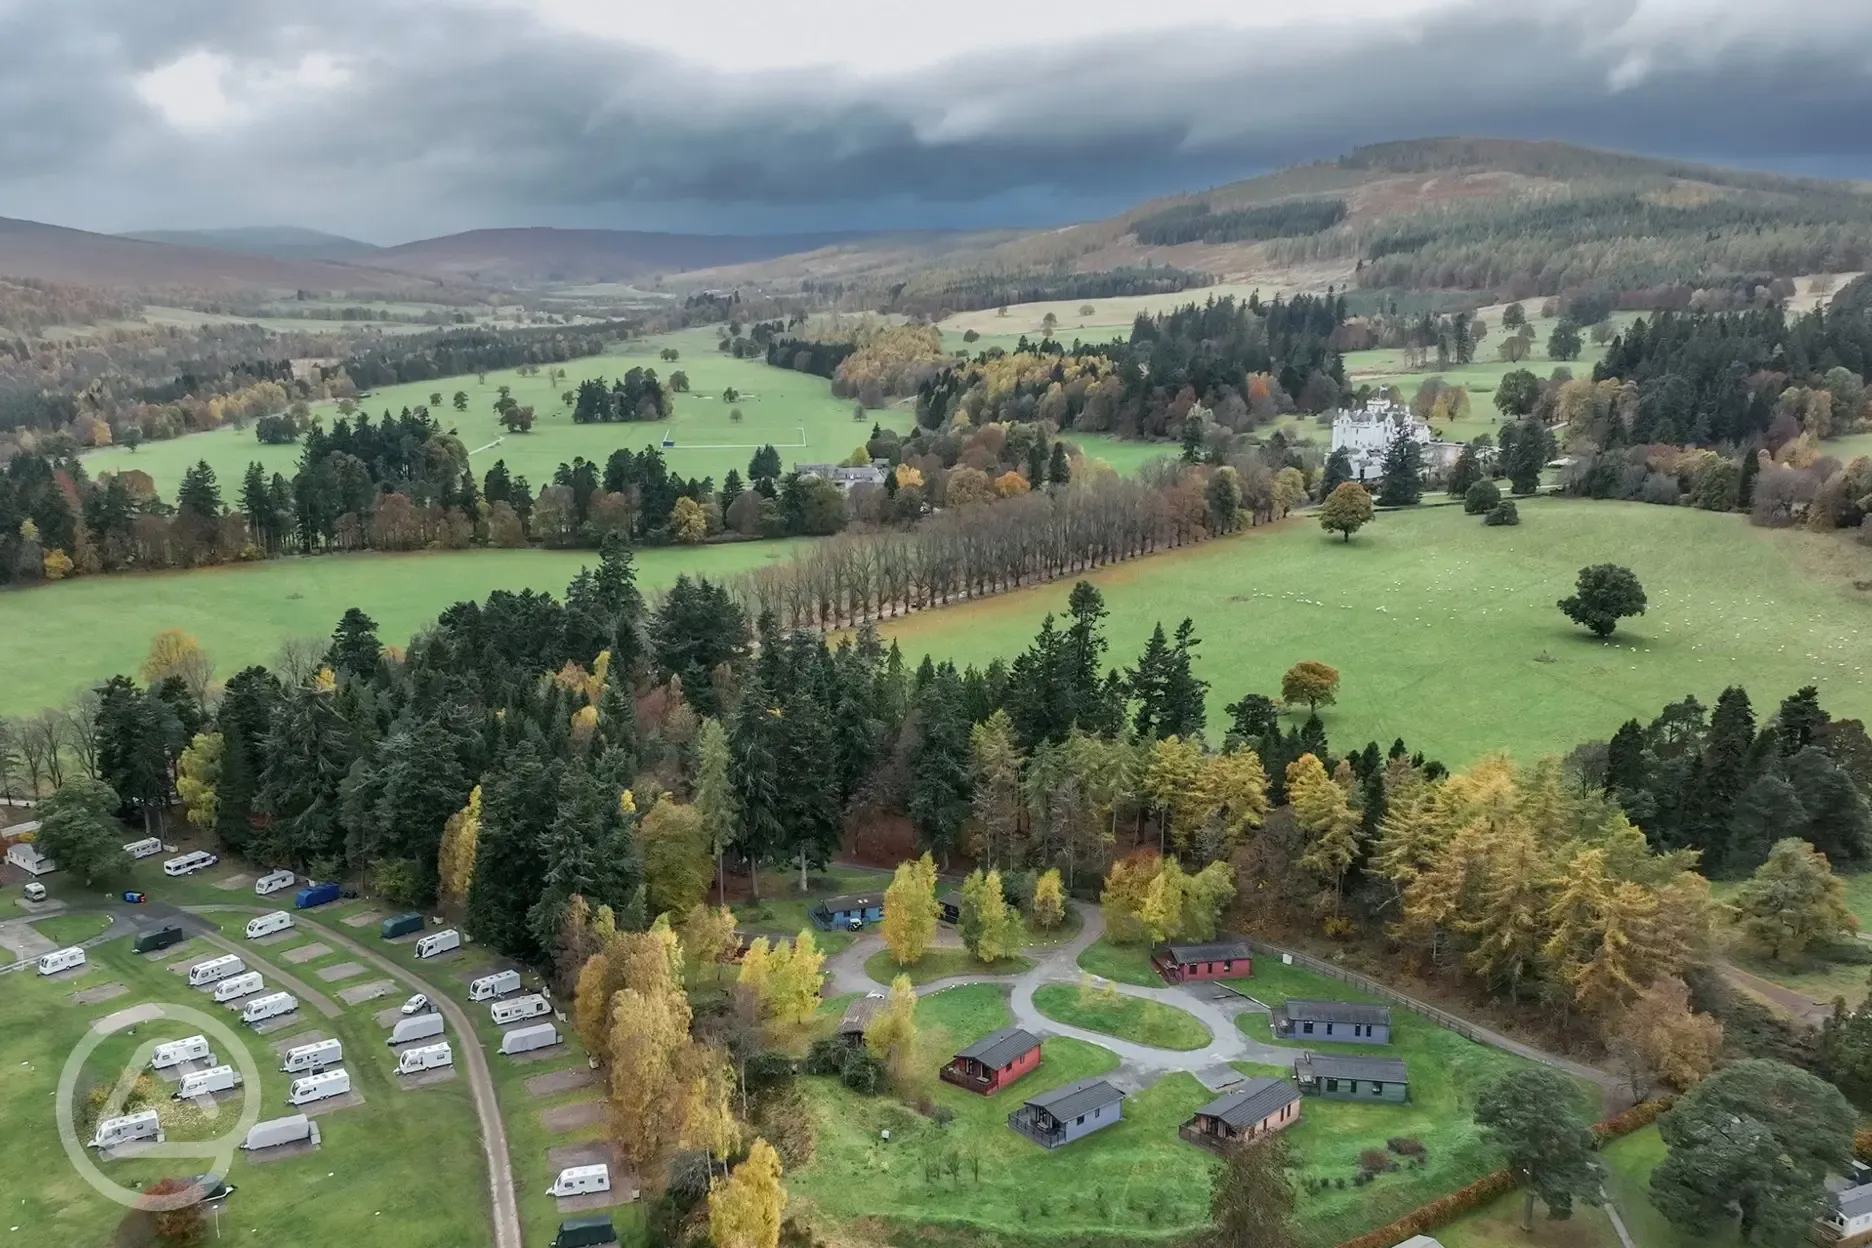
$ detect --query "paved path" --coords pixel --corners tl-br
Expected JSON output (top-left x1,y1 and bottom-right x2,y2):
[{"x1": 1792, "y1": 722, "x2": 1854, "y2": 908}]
[
  {"x1": 191, "y1": 904, "x2": 522, "y2": 1248},
  {"x1": 1716, "y1": 958, "x2": 1832, "y2": 1027},
  {"x1": 182, "y1": 915, "x2": 341, "y2": 1019}
]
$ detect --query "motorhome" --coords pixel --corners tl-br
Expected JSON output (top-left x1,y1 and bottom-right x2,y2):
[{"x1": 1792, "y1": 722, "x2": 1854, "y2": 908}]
[
  {"x1": 241, "y1": 1114, "x2": 316, "y2": 1151},
  {"x1": 396, "y1": 1042, "x2": 453, "y2": 1075},
  {"x1": 547, "y1": 1165, "x2": 611, "y2": 1197},
  {"x1": 387, "y1": 1013, "x2": 445, "y2": 1046},
  {"x1": 36, "y1": 946, "x2": 86, "y2": 976},
  {"x1": 286, "y1": 1069, "x2": 350, "y2": 1106},
  {"x1": 500, "y1": 1023, "x2": 560, "y2": 1056},
  {"x1": 150, "y1": 1035, "x2": 213, "y2": 1070},
  {"x1": 91, "y1": 1110, "x2": 164, "y2": 1150},
  {"x1": 244, "y1": 911, "x2": 294, "y2": 939},
  {"x1": 162, "y1": 851, "x2": 218, "y2": 877},
  {"x1": 212, "y1": 971, "x2": 265, "y2": 1003},
  {"x1": 122, "y1": 837, "x2": 164, "y2": 860},
  {"x1": 187, "y1": 954, "x2": 245, "y2": 987},
  {"x1": 281, "y1": 1038, "x2": 343, "y2": 1073},
  {"x1": 254, "y1": 869, "x2": 297, "y2": 896},
  {"x1": 241, "y1": 991, "x2": 298, "y2": 1025},
  {"x1": 468, "y1": 969, "x2": 522, "y2": 1001},
  {"x1": 413, "y1": 929, "x2": 460, "y2": 959},
  {"x1": 491, "y1": 994, "x2": 552, "y2": 1025},
  {"x1": 173, "y1": 1065, "x2": 242, "y2": 1099}
]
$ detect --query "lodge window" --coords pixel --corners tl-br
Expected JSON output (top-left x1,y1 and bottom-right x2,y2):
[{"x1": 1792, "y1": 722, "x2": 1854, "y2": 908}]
[
  {"x1": 1325, "y1": 1078, "x2": 1339, "y2": 1092},
  {"x1": 1302, "y1": 1022, "x2": 1314, "y2": 1035},
  {"x1": 1075, "y1": 1114, "x2": 1085, "y2": 1125}
]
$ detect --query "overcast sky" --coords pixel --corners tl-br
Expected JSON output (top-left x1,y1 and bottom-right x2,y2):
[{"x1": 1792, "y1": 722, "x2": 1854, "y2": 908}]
[{"x1": 6, "y1": 0, "x2": 1872, "y2": 243}]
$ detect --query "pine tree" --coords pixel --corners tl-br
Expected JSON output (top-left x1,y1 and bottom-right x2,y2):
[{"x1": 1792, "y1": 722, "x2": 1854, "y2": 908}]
[
  {"x1": 327, "y1": 607, "x2": 383, "y2": 680},
  {"x1": 1446, "y1": 444, "x2": 1482, "y2": 497},
  {"x1": 1127, "y1": 623, "x2": 1173, "y2": 738},
  {"x1": 176, "y1": 459, "x2": 223, "y2": 521},
  {"x1": 1161, "y1": 619, "x2": 1208, "y2": 739},
  {"x1": 694, "y1": 718, "x2": 736, "y2": 902},
  {"x1": 1376, "y1": 434, "x2": 1423, "y2": 506},
  {"x1": 1321, "y1": 446, "x2": 1353, "y2": 496},
  {"x1": 907, "y1": 672, "x2": 972, "y2": 860},
  {"x1": 1048, "y1": 442, "x2": 1071, "y2": 487},
  {"x1": 729, "y1": 677, "x2": 787, "y2": 899},
  {"x1": 466, "y1": 743, "x2": 563, "y2": 961}
]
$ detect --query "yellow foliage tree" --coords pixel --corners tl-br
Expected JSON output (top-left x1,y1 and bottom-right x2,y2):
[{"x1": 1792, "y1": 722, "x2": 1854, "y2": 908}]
[
  {"x1": 141, "y1": 627, "x2": 214, "y2": 700},
  {"x1": 175, "y1": 731, "x2": 223, "y2": 833},
  {"x1": 863, "y1": 973, "x2": 918, "y2": 1065},
  {"x1": 436, "y1": 786, "x2": 482, "y2": 911},
  {"x1": 766, "y1": 930, "x2": 825, "y2": 1025},
  {"x1": 569, "y1": 703, "x2": 599, "y2": 749},
  {"x1": 671, "y1": 496, "x2": 709, "y2": 543},
  {"x1": 894, "y1": 464, "x2": 925, "y2": 490},
  {"x1": 1143, "y1": 735, "x2": 1208, "y2": 850},
  {"x1": 1272, "y1": 466, "x2": 1307, "y2": 516},
  {"x1": 709, "y1": 1137, "x2": 787, "y2": 1248},
  {"x1": 640, "y1": 799, "x2": 712, "y2": 917},
  {"x1": 574, "y1": 951, "x2": 614, "y2": 1060},
  {"x1": 1031, "y1": 868, "x2": 1065, "y2": 930},
  {"x1": 678, "y1": 902, "x2": 739, "y2": 974},
  {"x1": 992, "y1": 470, "x2": 1030, "y2": 498},
  {"x1": 880, "y1": 852, "x2": 939, "y2": 966},
  {"x1": 1289, "y1": 754, "x2": 1362, "y2": 904},
  {"x1": 1608, "y1": 975, "x2": 1723, "y2": 1096},
  {"x1": 959, "y1": 868, "x2": 1019, "y2": 962},
  {"x1": 42, "y1": 548, "x2": 73, "y2": 581},
  {"x1": 1100, "y1": 853, "x2": 1161, "y2": 945}
]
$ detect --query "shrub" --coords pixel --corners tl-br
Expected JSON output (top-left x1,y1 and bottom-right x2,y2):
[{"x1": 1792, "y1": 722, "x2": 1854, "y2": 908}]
[
  {"x1": 1358, "y1": 1148, "x2": 1391, "y2": 1175},
  {"x1": 1483, "y1": 499, "x2": 1519, "y2": 526},
  {"x1": 1463, "y1": 479, "x2": 1501, "y2": 515},
  {"x1": 803, "y1": 1037, "x2": 847, "y2": 1076},
  {"x1": 1387, "y1": 1136, "x2": 1426, "y2": 1157},
  {"x1": 840, "y1": 1047, "x2": 887, "y2": 1094},
  {"x1": 926, "y1": 1104, "x2": 955, "y2": 1126},
  {"x1": 745, "y1": 1050, "x2": 797, "y2": 1090}
]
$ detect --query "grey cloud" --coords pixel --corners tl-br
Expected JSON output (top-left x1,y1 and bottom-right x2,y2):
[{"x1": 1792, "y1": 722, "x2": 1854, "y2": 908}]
[{"x1": 5, "y1": 0, "x2": 1872, "y2": 238}]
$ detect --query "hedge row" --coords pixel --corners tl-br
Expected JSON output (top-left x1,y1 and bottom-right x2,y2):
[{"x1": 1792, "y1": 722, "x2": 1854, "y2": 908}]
[{"x1": 1334, "y1": 1098, "x2": 1671, "y2": 1248}]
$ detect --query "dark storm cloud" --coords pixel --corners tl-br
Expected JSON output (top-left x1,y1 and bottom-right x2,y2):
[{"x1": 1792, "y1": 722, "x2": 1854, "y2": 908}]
[{"x1": 6, "y1": 0, "x2": 1872, "y2": 237}]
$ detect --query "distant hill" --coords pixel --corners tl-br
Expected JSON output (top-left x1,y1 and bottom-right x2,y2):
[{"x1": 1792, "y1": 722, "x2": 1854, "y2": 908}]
[
  {"x1": 679, "y1": 138, "x2": 1872, "y2": 304},
  {"x1": 120, "y1": 226, "x2": 381, "y2": 263},
  {"x1": 356, "y1": 226, "x2": 871, "y2": 286},
  {"x1": 0, "y1": 216, "x2": 434, "y2": 292}
]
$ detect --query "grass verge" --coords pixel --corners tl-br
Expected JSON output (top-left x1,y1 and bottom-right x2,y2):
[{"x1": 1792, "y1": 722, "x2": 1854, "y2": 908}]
[{"x1": 1030, "y1": 983, "x2": 1209, "y2": 1050}]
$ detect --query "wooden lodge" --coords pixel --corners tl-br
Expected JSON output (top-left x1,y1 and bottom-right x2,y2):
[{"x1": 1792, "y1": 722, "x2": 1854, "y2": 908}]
[
  {"x1": 1007, "y1": 1077, "x2": 1126, "y2": 1149},
  {"x1": 1274, "y1": 998, "x2": 1391, "y2": 1044},
  {"x1": 940, "y1": 1026, "x2": 1041, "y2": 1094},
  {"x1": 1178, "y1": 1077, "x2": 1301, "y2": 1152},
  {"x1": 1151, "y1": 939, "x2": 1253, "y2": 984},
  {"x1": 810, "y1": 893, "x2": 884, "y2": 930},
  {"x1": 1293, "y1": 1052, "x2": 1409, "y2": 1103},
  {"x1": 835, "y1": 993, "x2": 883, "y2": 1045}
]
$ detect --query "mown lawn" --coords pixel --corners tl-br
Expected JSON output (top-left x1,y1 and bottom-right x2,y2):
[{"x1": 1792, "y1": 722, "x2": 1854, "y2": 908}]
[
  {"x1": 1030, "y1": 983, "x2": 1209, "y2": 1050},
  {"x1": 1600, "y1": 1124, "x2": 1744, "y2": 1248},
  {"x1": 1074, "y1": 936, "x2": 1161, "y2": 987},
  {"x1": 879, "y1": 497, "x2": 1872, "y2": 764},
  {"x1": 28, "y1": 912, "x2": 115, "y2": 946},
  {"x1": 732, "y1": 865, "x2": 893, "y2": 957},
  {"x1": 915, "y1": 983, "x2": 1014, "y2": 1048},
  {"x1": 866, "y1": 947, "x2": 1034, "y2": 987}
]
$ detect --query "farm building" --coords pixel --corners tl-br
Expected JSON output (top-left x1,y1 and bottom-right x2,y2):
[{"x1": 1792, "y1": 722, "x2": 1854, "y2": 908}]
[
  {"x1": 1151, "y1": 939, "x2": 1253, "y2": 983},
  {"x1": 836, "y1": 993, "x2": 884, "y2": 1045},
  {"x1": 810, "y1": 893, "x2": 883, "y2": 930},
  {"x1": 1007, "y1": 1077, "x2": 1126, "y2": 1149},
  {"x1": 1274, "y1": 998, "x2": 1391, "y2": 1043},
  {"x1": 937, "y1": 890, "x2": 963, "y2": 924},
  {"x1": 1293, "y1": 1053, "x2": 1409, "y2": 1103},
  {"x1": 1179, "y1": 1077, "x2": 1301, "y2": 1153},
  {"x1": 1825, "y1": 1181, "x2": 1872, "y2": 1241},
  {"x1": 941, "y1": 1026, "x2": 1041, "y2": 1094}
]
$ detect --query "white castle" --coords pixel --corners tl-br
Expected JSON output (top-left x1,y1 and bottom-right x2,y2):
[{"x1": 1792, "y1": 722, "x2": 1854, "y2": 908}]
[{"x1": 1331, "y1": 401, "x2": 1462, "y2": 481}]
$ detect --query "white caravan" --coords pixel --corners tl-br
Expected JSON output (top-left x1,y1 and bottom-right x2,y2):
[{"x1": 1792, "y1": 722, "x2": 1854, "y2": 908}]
[
  {"x1": 122, "y1": 837, "x2": 164, "y2": 860},
  {"x1": 395, "y1": 1042, "x2": 453, "y2": 1075},
  {"x1": 91, "y1": 1110, "x2": 164, "y2": 1150},
  {"x1": 187, "y1": 954, "x2": 245, "y2": 987},
  {"x1": 36, "y1": 946, "x2": 86, "y2": 976},
  {"x1": 173, "y1": 1065, "x2": 242, "y2": 1099},
  {"x1": 413, "y1": 929, "x2": 460, "y2": 959},
  {"x1": 491, "y1": 994, "x2": 552, "y2": 1025},
  {"x1": 286, "y1": 1069, "x2": 350, "y2": 1106},
  {"x1": 244, "y1": 911, "x2": 294, "y2": 939},
  {"x1": 162, "y1": 851, "x2": 218, "y2": 877},
  {"x1": 253, "y1": 869, "x2": 297, "y2": 896},
  {"x1": 468, "y1": 969, "x2": 522, "y2": 1001},
  {"x1": 241, "y1": 992, "x2": 297, "y2": 1025},
  {"x1": 242, "y1": 1114, "x2": 316, "y2": 1151},
  {"x1": 281, "y1": 1038, "x2": 343, "y2": 1073},
  {"x1": 387, "y1": 1014, "x2": 444, "y2": 1046},
  {"x1": 547, "y1": 1165, "x2": 612, "y2": 1197},
  {"x1": 150, "y1": 1034, "x2": 213, "y2": 1070},
  {"x1": 500, "y1": 1023, "x2": 559, "y2": 1056},
  {"x1": 212, "y1": 971, "x2": 265, "y2": 1003}
]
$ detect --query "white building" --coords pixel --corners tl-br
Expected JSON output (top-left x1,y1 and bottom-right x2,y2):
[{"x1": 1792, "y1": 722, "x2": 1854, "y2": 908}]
[
  {"x1": 1331, "y1": 402, "x2": 1464, "y2": 481},
  {"x1": 5, "y1": 834, "x2": 55, "y2": 876},
  {"x1": 794, "y1": 461, "x2": 889, "y2": 491},
  {"x1": 1827, "y1": 1182, "x2": 1872, "y2": 1240}
]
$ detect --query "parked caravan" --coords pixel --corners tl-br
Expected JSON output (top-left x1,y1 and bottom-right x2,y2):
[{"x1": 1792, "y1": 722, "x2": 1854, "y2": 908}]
[
  {"x1": 174, "y1": 1065, "x2": 242, "y2": 1099},
  {"x1": 286, "y1": 1068, "x2": 350, "y2": 1106},
  {"x1": 241, "y1": 992, "x2": 297, "y2": 1025},
  {"x1": 387, "y1": 1013, "x2": 444, "y2": 1046},
  {"x1": 91, "y1": 1110, "x2": 164, "y2": 1150},
  {"x1": 379, "y1": 911, "x2": 424, "y2": 940},
  {"x1": 163, "y1": 851, "x2": 218, "y2": 877},
  {"x1": 244, "y1": 911, "x2": 294, "y2": 939},
  {"x1": 547, "y1": 1165, "x2": 611, "y2": 1197},
  {"x1": 396, "y1": 1042, "x2": 453, "y2": 1075},
  {"x1": 413, "y1": 929, "x2": 460, "y2": 959},
  {"x1": 212, "y1": 971, "x2": 265, "y2": 1003},
  {"x1": 150, "y1": 1035, "x2": 213, "y2": 1070},
  {"x1": 122, "y1": 837, "x2": 164, "y2": 860},
  {"x1": 187, "y1": 954, "x2": 245, "y2": 987},
  {"x1": 241, "y1": 1114, "x2": 316, "y2": 1151},
  {"x1": 132, "y1": 925, "x2": 185, "y2": 955},
  {"x1": 281, "y1": 1038, "x2": 342, "y2": 1074},
  {"x1": 500, "y1": 1023, "x2": 560, "y2": 1056},
  {"x1": 551, "y1": 1215, "x2": 617, "y2": 1248},
  {"x1": 468, "y1": 969, "x2": 522, "y2": 1001},
  {"x1": 254, "y1": 869, "x2": 296, "y2": 896},
  {"x1": 294, "y1": 881, "x2": 341, "y2": 909},
  {"x1": 491, "y1": 993, "x2": 552, "y2": 1025},
  {"x1": 36, "y1": 946, "x2": 86, "y2": 976}
]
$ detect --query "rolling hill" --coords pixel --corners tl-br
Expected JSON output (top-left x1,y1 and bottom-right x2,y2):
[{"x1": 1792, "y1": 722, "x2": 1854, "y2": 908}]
[
  {"x1": 119, "y1": 226, "x2": 382, "y2": 263},
  {"x1": 355, "y1": 226, "x2": 875, "y2": 286}
]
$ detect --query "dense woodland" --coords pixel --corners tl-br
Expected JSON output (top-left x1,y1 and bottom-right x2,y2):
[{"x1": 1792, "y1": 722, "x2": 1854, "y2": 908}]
[{"x1": 1130, "y1": 198, "x2": 1348, "y2": 247}]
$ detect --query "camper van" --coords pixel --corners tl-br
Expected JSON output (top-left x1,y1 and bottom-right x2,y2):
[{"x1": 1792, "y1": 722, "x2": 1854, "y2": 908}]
[
  {"x1": 173, "y1": 1065, "x2": 242, "y2": 1099},
  {"x1": 281, "y1": 1038, "x2": 343, "y2": 1074},
  {"x1": 491, "y1": 993, "x2": 552, "y2": 1025},
  {"x1": 150, "y1": 1035, "x2": 213, "y2": 1070},
  {"x1": 244, "y1": 911, "x2": 294, "y2": 940},
  {"x1": 254, "y1": 869, "x2": 297, "y2": 896},
  {"x1": 468, "y1": 969, "x2": 522, "y2": 1001},
  {"x1": 396, "y1": 1042, "x2": 453, "y2": 1075},
  {"x1": 286, "y1": 1068, "x2": 350, "y2": 1106},
  {"x1": 212, "y1": 971, "x2": 265, "y2": 1003},
  {"x1": 36, "y1": 946, "x2": 86, "y2": 976},
  {"x1": 241, "y1": 992, "x2": 298, "y2": 1025},
  {"x1": 413, "y1": 929, "x2": 460, "y2": 959},
  {"x1": 242, "y1": 1114, "x2": 316, "y2": 1151},
  {"x1": 91, "y1": 1110, "x2": 164, "y2": 1150},
  {"x1": 187, "y1": 954, "x2": 245, "y2": 987},
  {"x1": 122, "y1": 837, "x2": 164, "y2": 860},
  {"x1": 387, "y1": 1013, "x2": 445, "y2": 1046},
  {"x1": 547, "y1": 1165, "x2": 612, "y2": 1198},
  {"x1": 162, "y1": 851, "x2": 219, "y2": 877},
  {"x1": 500, "y1": 1023, "x2": 560, "y2": 1056}
]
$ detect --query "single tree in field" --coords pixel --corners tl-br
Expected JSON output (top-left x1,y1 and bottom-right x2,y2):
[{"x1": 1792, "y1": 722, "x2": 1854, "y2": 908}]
[
  {"x1": 1031, "y1": 868, "x2": 1066, "y2": 929},
  {"x1": 880, "y1": 852, "x2": 939, "y2": 966},
  {"x1": 1041, "y1": 311, "x2": 1058, "y2": 337},
  {"x1": 1547, "y1": 319, "x2": 1584, "y2": 361},
  {"x1": 429, "y1": 392, "x2": 443, "y2": 408},
  {"x1": 1207, "y1": 1129, "x2": 1300, "y2": 1248},
  {"x1": 1462, "y1": 477, "x2": 1501, "y2": 515},
  {"x1": 1732, "y1": 837, "x2": 1857, "y2": 960},
  {"x1": 452, "y1": 391, "x2": 468, "y2": 412},
  {"x1": 1475, "y1": 1067, "x2": 1603, "y2": 1232},
  {"x1": 1493, "y1": 368, "x2": 1542, "y2": 416},
  {"x1": 1650, "y1": 1059, "x2": 1854, "y2": 1243},
  {"x1": 1317, "y1": 481, "x2": 1373, "y2": 541},
  {"x1": 1281, "y1": 660, "x2": 1339, "y2": 713},
  {"x1": 1501, "y1": 302, "x2": 1527, "y2": 330},
  {"x1": 1558, "y1": 564, "x2": 1646, "y2": 637}
]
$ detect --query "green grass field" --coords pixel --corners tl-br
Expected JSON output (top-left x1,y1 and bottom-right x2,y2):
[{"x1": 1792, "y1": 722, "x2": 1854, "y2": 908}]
[
  {"x1": 0, "y1": 923, "x2": 491, "y2": 1247},
  {"x1": 878, "y1": 498, "x2": 1872, "y2": 764},
  {"x1": 1074, "y1": 937, "x2": 1162, "y2": 987},
  {"x1": 0, "y1": 540, "x2": 810, "y2": 717},
  {"x1": 29, "y1": 912, "x2": 114, "y2": 945},
  {"x1": 1599, "y1": 1125, "x2": 1742, "y2": 1248},
  {"x1": 1030, "y1": 983, "x2": 1209, "y2": 1049},
  {"x1": 865, "y1": 947, "x2": 1034, "y2": 987},
  {"x1": 731, "y1": 864, "x2": 894, "y2": 956}
]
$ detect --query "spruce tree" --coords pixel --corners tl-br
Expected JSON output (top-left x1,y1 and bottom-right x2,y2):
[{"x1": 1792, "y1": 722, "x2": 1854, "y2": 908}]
[
  {"x1": 1321, "y1": 446, "x2": 1353, "y2": 495},
  {"x1": 907, "y1": 671, "x2": 972, "y2": 861},
  {"x1": 1161, "y1": 619, "x2": 1208, "y2": 739},
  {"x1": 327, "y1": 608, "x2": 383, "y2": 680},
  {"x1": 466, "y1": 742, "x2": 563, "y2": 960},
  {"x1": 1376, "y1": 435, "x2": 1423, "y2": 506},
  {"x1": 176, "y1": 460, "x2": 223, "y2": 522}
]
